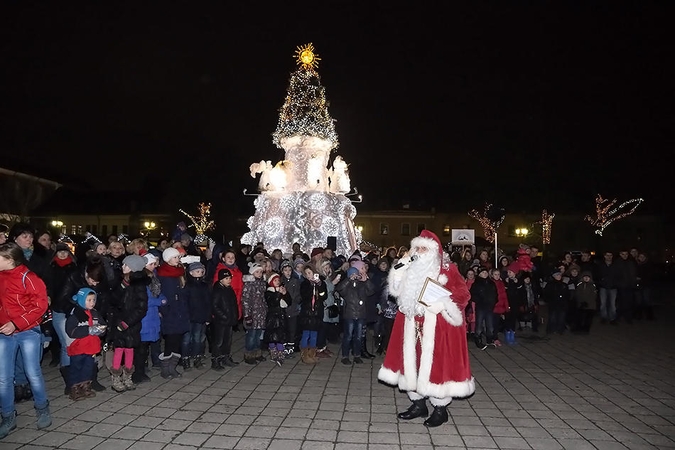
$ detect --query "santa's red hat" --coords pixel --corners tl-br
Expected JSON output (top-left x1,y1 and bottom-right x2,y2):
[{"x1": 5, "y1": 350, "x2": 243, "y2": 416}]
[{"x1": 410, "y1": 229, "x2": 443, "y2": 260}]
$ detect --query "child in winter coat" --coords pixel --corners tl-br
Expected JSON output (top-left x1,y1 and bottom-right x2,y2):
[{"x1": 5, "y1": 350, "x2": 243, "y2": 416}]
[
  {"x1": 574, "y1": 271, "x2": 597, "y2": 333},
  {"x1": 503, "y1": 265, "x2": 525, "y2": 344},
  {"x1": 184, "y1": 262, "x2": 211, "y2": 370},
  {"x1": 469, "y1": 267, "x2": 498, "y2": 349},
  {"x1": 65, "y1": 288, "x2": 106, "y2": 400},
  {"x1": 491, "y1": 269, "x2": 510, "y2": 346},
  {"x1": 211, "y1": 269, "x2": 240, "y2": 370},
  {"x1": 241, "y1": 263, "x2": 268, "y2": 365},
  {"x1": 108, "y1": 255, "x2": 149, "y2": 392},
  {"x1": 134, "y1": 253, "x2": 164, "y2": 383},
  {"x1": 544, "y1": 268, "x2": 571, "y2": 334},
  {"x1": 299, "y1": 265, "x2": 329, "y2": 364},
  {"x1": 264, "y1": 273, "x2": 291, "y2": 366}
]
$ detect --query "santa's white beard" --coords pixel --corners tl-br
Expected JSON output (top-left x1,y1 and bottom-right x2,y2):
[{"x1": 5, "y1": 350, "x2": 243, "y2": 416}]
[{"x1": 397, "y1": 252, "x2": 441, "y2": 318}]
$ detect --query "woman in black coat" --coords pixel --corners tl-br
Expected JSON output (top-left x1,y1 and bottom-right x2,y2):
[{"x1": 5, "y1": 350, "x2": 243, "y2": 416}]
[
  {"x1": 108, "y1": 255, "x2": 149, "y2": 392},
  {"x1": 298, "y1": 266, "x2": 327, "y2": 364}
]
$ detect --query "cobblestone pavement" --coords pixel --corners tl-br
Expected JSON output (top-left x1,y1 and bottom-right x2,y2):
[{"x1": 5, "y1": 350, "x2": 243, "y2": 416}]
[{"x1": 4, "y1": 310, "x2": 673, "y2": 449}]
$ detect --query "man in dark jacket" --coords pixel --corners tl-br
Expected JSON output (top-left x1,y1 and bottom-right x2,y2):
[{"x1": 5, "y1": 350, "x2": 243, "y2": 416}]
[
  {"x1": 336, "y1": 261, "x2": 375, "y2": 365},
  {"x1": 615, "y1": 249, "x2": 638, "y2": 324}
]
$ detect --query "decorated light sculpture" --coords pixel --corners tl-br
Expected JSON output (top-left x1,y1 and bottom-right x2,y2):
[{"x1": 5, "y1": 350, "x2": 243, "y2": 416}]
[
  {"x1": 240, "y1": 44, "x2": 361, "y2": 256},
  {"x1": 585, "y1": 194, "x2": 644, "y2": 236},
  {"x1": 539, "y1": 209, "x2": 555, "y2": 244},
  {"x1": 468, "y1": 203, "x2": 505, "y2": 243},
  {"x1": 179, "y1": 202, "x2": 216, "y2": 244}
]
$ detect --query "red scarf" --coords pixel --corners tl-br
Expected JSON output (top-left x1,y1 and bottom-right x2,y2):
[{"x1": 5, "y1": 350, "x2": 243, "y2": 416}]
[
  {"x1": 156, "y1": 263, "x2": 185, "y2": 277},
  {"x1": 53, "y1": 256, "x2": 73, "y2": 267}
]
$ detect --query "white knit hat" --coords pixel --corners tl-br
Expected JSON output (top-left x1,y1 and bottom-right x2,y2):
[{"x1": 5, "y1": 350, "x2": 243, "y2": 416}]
[{"x1": 162, "y1": 247, "x2": 181, "y2": 263}]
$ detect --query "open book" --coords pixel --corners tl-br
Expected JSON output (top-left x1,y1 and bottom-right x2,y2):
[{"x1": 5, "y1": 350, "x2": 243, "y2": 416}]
[{"x1": 417, "y1": 277, "x2": 452, "y2": 307}]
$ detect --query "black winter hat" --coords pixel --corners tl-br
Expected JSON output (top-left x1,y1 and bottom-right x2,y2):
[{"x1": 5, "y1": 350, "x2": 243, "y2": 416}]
[
  {"x1": 218, "y1": 268, "x2": 232, "y2": 280},
  {"x1": 8, "y1": 222, "x2": 35, "y2": 242}
]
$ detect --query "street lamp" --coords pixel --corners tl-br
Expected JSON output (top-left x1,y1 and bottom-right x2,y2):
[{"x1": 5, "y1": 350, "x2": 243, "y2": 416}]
[
  {"x1": 144, "y1": 221, "x2": 156, "y2": 230},
  {"x1": 356, "y1": 225, "x2": 363, "y2": 233},
  {"x1": 51, "y1": 220, "x2": 63, "y2": 227},
  {"x1": 515, "y1": 228, "x2": 529, "y2": 238}
]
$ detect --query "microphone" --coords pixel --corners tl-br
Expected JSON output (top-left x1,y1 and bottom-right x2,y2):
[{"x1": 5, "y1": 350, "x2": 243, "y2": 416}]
[{"x1": 394, "y1": 254, "x2": 417, "y2": 270}]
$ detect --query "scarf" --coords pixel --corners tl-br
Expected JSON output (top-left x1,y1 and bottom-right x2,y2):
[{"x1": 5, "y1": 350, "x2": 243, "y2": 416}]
[
  {"x1": 53, "y1": 255, "x2": 73, "y2": 267},
  {"x1": 156, "y1": 263, "x2": 185, "y2": 278},
  {"x1": 23, "y1": 247, "x2": 33, "y2": 261}
]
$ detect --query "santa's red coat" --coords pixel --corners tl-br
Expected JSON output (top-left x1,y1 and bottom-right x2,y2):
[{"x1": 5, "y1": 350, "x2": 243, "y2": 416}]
[{"x1": 378, "y1": 263, "x2": 475, "y2": 400}]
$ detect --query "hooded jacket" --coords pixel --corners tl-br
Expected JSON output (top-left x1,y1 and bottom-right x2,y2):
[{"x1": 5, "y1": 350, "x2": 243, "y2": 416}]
[{"x1": 0, "y1": 265, "x2": 48, "y2": 332}]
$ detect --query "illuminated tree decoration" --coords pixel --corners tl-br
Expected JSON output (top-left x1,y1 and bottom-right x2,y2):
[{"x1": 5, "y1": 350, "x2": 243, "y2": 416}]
[
  {"x1": 241, "y1": 44, "x2": 360, "y2": 256},
  {"x1": 584, "y1": 194, "x2": 644, "y2": 236},
  {"x1": 538, "y1": 209, "x2": 555, "y2": 244},
  {"x1": 468, "y1": 203, "x2": 505, "y2": 243},
  {"x1": 272, "y1": 43, "x2": 338, "y2": 150},
  {"x1": 179, "y1": 202, "x2": 216, "y2": 244}
]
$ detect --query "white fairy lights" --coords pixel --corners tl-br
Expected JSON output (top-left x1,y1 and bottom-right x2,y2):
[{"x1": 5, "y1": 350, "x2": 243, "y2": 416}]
[
  {"x1": 468, "y1": 203, "x2": 505, "y2": 243},
  {"x1": 539, "y1": 209, "x2": 555, "y2": 245}
]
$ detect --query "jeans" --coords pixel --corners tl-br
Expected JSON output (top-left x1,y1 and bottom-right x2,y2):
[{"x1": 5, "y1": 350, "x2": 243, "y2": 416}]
[
  {"x1": 211, "y1": 323, "x2": 233, "y2": 358},
  {"x1": 0, "y1": 327, "x2": 49, "y2": 415},
  {"x1": 301, "y1": 330, "x2": 318, "y2": 349},
  {"x1": 474, "y1": 307, "x2": 494, "y2": 343},
  {"x1": 599, "y1": 288, "x2": 617, "y2": 321},
  {"x1": 70, "y1": 354, "x2": 96, "y2": 385},
  {"x1": 52, "y1": 311, "x2": 72, "y2": 366},
  {"x1": 341, "y1": 319, "x2": 364, "y2": 357},
  {"x1": 187, "y1": 323, "x2": 207, "y2": 356},
  {"x1": 245, "y1": 329, "x2": 264, "y2": 352},
  {"x1": 618, "y1": 287, "x2": 635, "y2": 321},
  {"x1": 547, "y1": 308, "x2": 567, "y2": 334}
]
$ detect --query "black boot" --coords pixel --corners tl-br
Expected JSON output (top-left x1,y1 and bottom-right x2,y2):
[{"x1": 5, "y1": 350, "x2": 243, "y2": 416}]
[
  {"x1": 48, "y1": 342, "x2": 60, "y2": 368},
  {"x1": 397, "y1": 399, "x2": 429, "y2": 420},
  {"x1": 361, "y1": 334, "x2": 376, "y2": 359},
  {"x1": 474, "y1": 336, "x2": 487, "y2": 350},
  {"x1": 59, "y1": 366, "x2": 70, "y2": 396},
  {"x1": 132, "y1": 345, "x2": 150, "y2": 383},
  {"x1": 91, "y1": 366, "x2": 107, "y2": 391},
  {"x1": 424, "y1": 405, "x2": 449, "y2": 427},
  {"x1": 211, "y1": 356, "x2": 225, "y2": 371}
]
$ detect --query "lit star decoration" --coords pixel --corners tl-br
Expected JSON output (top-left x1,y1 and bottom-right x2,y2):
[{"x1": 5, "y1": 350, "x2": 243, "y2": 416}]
[
  {"x1": 468, "y1": 203, "x2": 505, "y2": 243},
  {"x1": 179, "y1": 202, "x2": 216, "y2": 244},
  {"x1": 241, "y1": 44, "x2": 361, "y2": 256},
  {"x1": 584, "y1": 194, "x2": 644, "y2": 236},
  {"x1": 272, "y1": 43, "x2": 338, "y2": 151},
  {"x1": 538, "y1": 209, "x2": 555, "y2": 245}
]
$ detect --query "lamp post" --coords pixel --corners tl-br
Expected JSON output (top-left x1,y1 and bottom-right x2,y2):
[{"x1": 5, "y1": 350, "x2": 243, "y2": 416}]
[{"x1": 515, "y1": 228, "x2": 529, "y2": 239}]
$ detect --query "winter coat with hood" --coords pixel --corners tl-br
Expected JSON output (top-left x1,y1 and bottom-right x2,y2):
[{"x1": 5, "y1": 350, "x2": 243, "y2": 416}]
[
  {"x1": 141, "y1": 270, "x2": 164, "y2": 342},
  {"x1": 57, "y1": 265, "x2": 110, "y2": 316},
  {"x1": 108, "y1": 271, "x2": 149, "y2": 348},
  {"x1": 264, "y1": 286, "x2": 290, "y2": 343},
  {"x1": 575, "y1": 272, "x2": 598, "y2": 310},
  {"x1": 185, "y1": 271, "x2": 211, "y2": 324},
  {"x1": 469, "y1": 276, "x2": 498, "y2": 310},
  {"x1": 241, "y1": 276, "x2": 267, "y2": 329},
  {"x1": 157, "y1": 263, "x2": 190, "y2": 335},
  {"x1": 299, "y1": 277, "x2": 328, "y2": 331},
  {"x1": 336, "y1": 274, "x2": 375, "y2": 321},
  {"x1": 0, "y1": 264, "x2": 48, "y2": 332}
]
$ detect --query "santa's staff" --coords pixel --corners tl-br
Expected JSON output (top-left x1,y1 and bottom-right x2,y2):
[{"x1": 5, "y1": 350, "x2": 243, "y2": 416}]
[{"x1": 378, "y1": 230, "x2": 475, "y2": 427}]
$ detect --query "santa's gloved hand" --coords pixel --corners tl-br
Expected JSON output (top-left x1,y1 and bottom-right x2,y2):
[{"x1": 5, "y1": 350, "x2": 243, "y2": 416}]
[
  {"x1": 425, "y1": 301, "x2": 445, "y2": 315},
  {"x1": 280, "y1": 299, "x2": 288, "y2": 308}
]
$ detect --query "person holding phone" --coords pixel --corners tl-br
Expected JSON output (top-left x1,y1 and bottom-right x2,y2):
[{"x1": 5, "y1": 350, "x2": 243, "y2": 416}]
[
  {"x1": 298, "y1": 266, "x2": 328, "y2": 364},
  {"x1": 336, "y1": 260, "x2": 374, "y2": 365}
]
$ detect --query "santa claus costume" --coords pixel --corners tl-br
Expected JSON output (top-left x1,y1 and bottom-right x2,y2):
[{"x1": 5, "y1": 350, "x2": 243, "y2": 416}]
[{"x1": 378, "y1": 230, "x2": 475, "y2": 427}]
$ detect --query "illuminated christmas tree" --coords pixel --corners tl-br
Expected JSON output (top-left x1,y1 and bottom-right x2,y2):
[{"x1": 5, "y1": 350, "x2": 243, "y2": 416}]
[{"x1": 241, "y1": 44, "x2": 361, "y2": 256}]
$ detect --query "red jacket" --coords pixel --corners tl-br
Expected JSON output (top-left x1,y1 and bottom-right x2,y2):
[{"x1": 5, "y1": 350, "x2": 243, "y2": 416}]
[
  {"x1": 492, "y1": 279, "x2": 510, "y2": 314},
  {"x1": 0, "y1": 264, "x2": 49, "y2": 332},
  {"x1": 212, "y1": 263, "x2": 243, "y2": 319}
]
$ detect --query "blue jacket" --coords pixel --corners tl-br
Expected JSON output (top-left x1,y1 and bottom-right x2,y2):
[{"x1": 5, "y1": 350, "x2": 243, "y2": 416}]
[
  {"x1": 141, "y1": 282, "x2": 165, "y2": 342},
  {"x1": 185, "y1": 274, "x2": 211, "y2": 324}
]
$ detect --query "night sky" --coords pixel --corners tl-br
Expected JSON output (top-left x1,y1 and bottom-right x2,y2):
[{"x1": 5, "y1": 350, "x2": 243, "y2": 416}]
[{"x1": 1, "y1": 2, "x2": 673, "y2": 217}]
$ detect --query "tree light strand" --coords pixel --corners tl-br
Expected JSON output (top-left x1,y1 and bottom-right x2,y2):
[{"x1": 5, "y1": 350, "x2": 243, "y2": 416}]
[
  {"x1": 538, "y1": 209, "x2": 555, "y2": 245},
  {"x1": 179, "y1": 202, "x2": 216, "y2": 238},
  {"x1": 468, "y1": 203, "x2": 505, "y2": 243},
  {"x1": 584, "y1": 194, "x2": 644, "y2": 236}
]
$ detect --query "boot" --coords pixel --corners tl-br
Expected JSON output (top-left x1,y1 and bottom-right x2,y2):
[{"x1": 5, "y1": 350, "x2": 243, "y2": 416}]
[
  {"x1": 300, "y1": 349, "x2": 313, "y2": 365},
  {"x1": 226, "y1": 354, "x2": 239, "y2": 366},
  {"x1": 69, "y1": 383, "x2": 86, "y2": 401},
  {"x1": 255, "y1": 349, "x2": 266, "y2": 362},
  {"x1": 398, "y1": 399, "x2": 429, "y2": 420},
  {"x1": 91, "y1": 366, "x2": 106, "y2": 392},
  {"x1": 361, "y1": 335, "x2": 376, "y2": 359},
  {"x1": 132, "y1": 344, "x2": 150, "y2": 383},
  {"x1": 181, "y1": 356, "x2": 192, "y2": 372},
  {"x1": 211, "y1": 356, "x2": 225, "y2": 371},
  {"x1": 270, "y1": 349, "x2": 282, "y2": 367},
  {"x1": 424, "y1": 405, "x2": 449, "y2": 427},
  {"x1": 82, "y1": 381, "x2": 96, "y2": 398},
  {"x1": 194, "y1": 355, "x2": 205, "y2": 369},
  {"x1": 0, "y1": 410, "x2": 17, "y2": 439},
  {"x1": 59, "y1": 366, "x2": 71, "y2": 396},
  {"x1": 244, "y1": 352, "x2": 257, "y2": 365},
  {"x1": 34, "y1": 401, "x2": 52, "y2": 430},
  {"x1": 308, "y1": 347, "x2": 319, "y2": 363},
  {"x1": 122, "y1": 366, "x2": 136, "y2": 391},
  {"x1": 169, "y1": 353, "x2": 182, "y2": 378},
  {"x1": 110, "y1": 368, "x2": 126, "y2": 392},
  {"x1": 158, "y1": 353, "x2": 174, "y2": 379},
  {"x1": 284, "y1": 343, "x2": 295, "y2": 359},
  {"x1": 474, "y1": 336, "x2": 487, "y2": 350}
]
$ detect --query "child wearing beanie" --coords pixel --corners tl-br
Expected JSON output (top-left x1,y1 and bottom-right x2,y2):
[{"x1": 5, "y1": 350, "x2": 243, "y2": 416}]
[
  {"x1": 264, "y1": 273, "x2": 291, "y2": 366},
  {"x1": 65, "y1": 288, "x2": 107, "y2": 400}
]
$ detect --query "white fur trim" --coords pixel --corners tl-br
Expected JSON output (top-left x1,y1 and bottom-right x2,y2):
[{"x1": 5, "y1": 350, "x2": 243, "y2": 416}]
[
  {"x1": 438, "y1": 297, "x2": 464, "y2": 327},
  {"x1": 437, "y1": 273, "x2": 448, "y2": 285},
  {"x1": 410, "y1": 236, "x2": 440, "y2": 256},
  {"x1": 402, "y1": 316, "x2": 418, "y2": 390}
]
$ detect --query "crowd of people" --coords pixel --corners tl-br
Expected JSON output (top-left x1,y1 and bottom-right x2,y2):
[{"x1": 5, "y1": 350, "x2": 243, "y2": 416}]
[{"x1": 0, "y1": 220, "x2": 658, "y2": 438}]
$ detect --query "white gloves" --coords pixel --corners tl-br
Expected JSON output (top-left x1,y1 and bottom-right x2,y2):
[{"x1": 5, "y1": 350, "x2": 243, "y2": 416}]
[{"x1": 425, "y1": 301, "x2": 445, "y2": 315}]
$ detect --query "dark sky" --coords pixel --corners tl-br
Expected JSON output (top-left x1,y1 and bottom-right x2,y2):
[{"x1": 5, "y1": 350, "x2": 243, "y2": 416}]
[{"x1": 1, "y1": 2, "x2": 673, "y2": 216}]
